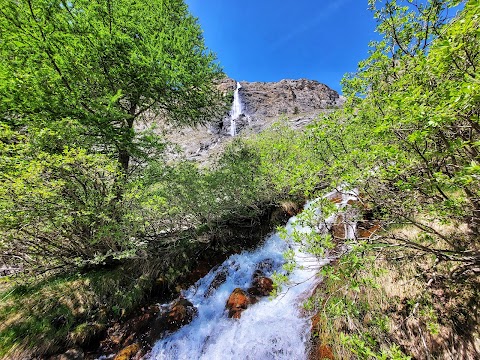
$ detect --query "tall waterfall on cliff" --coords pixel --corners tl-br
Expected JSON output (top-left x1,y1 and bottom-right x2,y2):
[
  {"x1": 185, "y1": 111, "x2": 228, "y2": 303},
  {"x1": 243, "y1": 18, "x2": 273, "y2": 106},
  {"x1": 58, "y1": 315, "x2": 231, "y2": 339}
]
[
  {"x1": 229, "y1": 82, "x2": 243, "y2": 137},
  {"x1": 146, "y1": 191, "x2": 358, "y2": 360}
]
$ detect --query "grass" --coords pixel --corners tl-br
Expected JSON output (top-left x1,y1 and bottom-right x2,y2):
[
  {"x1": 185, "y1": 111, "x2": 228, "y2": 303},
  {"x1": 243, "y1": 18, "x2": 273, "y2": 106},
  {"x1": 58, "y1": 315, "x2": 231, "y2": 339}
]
[
  {"x1": 0, "y1": 265, "x2": 153, "y2": 359},
  {"x1": 308, "y1": 220, "x2": 480, "y2": 359}
]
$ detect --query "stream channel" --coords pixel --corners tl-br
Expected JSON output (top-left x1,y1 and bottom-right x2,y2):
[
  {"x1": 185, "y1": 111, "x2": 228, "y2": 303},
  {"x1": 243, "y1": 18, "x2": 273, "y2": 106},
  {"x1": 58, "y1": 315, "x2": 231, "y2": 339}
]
[{"x1": 144, "y1": 191, "x2": 357, "y2": 360}]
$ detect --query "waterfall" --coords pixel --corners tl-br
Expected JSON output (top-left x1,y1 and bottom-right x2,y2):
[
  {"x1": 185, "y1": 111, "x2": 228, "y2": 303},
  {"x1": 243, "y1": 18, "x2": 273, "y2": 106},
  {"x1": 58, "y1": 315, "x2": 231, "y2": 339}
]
[
  {"x1": 146, "y1": 191, "x2": 357, "y2": 360},
  {"x1": 229, "y1": 82, "x2": 243, "y2": 137}
]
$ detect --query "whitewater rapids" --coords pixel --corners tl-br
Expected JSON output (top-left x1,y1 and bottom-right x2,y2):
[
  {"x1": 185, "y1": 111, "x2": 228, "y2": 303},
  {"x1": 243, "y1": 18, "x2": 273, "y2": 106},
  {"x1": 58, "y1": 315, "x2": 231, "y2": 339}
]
[{"x1": 147, "y1": 192, "x2": 357, "y2": 360}]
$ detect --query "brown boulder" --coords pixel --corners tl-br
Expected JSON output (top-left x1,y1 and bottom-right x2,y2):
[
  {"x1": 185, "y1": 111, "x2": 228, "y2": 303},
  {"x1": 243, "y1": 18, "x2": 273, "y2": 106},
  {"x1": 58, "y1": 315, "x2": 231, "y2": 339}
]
[
  {"x1": 346, "y1": 199, "x2": 359, "y2": 206},
  {"x1": 114, "y1": 343, "x2": 140, "y2": 360},
  {"x1": 166, "y1": 298, "x2": 197, "y2": 331},
  {"x1": 316, "y1": 344, "x2": 335, "y2": 360},
  {"x1": 330, "y1": 214, "x2": 345, "y2": 239},
  {"x1": 248, "y1": 277, "x2": 274, "y2": 297},
  {"x1": 226, "y1": 288, "x2": 250, "y2": 319},
  {"x1": 144, "y1": 298, "x2": 197, "y2": 344},
  {"x1": 281, "y1": 201, "x2": 301, "y2": 216},
  {"x1": 98, "y1": 304, "x2": 162, "y2": 355},
  {"x1": 328, "y1": 192, "x2": 343, "y2": 204},
  {"x1": 356, "y1": 220, "x2": 381, "y2": 239}
]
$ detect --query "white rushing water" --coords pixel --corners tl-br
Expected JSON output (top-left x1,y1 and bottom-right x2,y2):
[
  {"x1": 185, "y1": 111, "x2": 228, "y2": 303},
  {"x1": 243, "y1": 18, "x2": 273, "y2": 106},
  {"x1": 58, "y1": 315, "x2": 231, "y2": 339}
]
[
  {"x1": 147, "y1": 191, "x2": 357, "y2": 360},
  {"x1": 229, "y1": 82, "x2": 243, "y2": 137}
]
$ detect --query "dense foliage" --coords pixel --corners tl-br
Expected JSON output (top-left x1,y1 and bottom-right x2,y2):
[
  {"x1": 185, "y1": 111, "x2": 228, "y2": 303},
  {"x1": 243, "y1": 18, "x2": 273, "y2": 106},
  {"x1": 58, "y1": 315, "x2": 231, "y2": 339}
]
[
  {"x1": 0, "y1": 0, "x2": 224, "y2": 172},
  {"x1": 0, "y1": 0, "x2": 228, "y2": 275},
  {"x1": 330, "y1": 0, "x2": 479, "y2": 277},
  {"x1": 0, "y1": 125, "x2": 136, "y2": 274},
  {"x1": 248, "y1": 0, "x2": 480, "y2": 281}
]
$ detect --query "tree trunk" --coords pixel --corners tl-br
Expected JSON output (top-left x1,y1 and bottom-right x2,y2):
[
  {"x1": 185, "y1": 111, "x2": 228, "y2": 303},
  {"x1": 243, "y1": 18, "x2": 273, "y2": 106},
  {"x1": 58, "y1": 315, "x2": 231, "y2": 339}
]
[
  {"x1": 118, "y1": 148, "x2": 130, "y2": 174},
  {"x1": 117, "y1": 103, "x2": 137, "y2": 174}
]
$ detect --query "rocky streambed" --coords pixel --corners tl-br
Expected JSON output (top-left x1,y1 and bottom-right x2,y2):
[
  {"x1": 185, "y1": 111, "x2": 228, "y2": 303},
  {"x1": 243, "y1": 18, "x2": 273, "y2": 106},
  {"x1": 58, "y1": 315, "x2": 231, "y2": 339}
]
[{"x1": 87, "y1": 190, "x2": 377, "y2": 360}]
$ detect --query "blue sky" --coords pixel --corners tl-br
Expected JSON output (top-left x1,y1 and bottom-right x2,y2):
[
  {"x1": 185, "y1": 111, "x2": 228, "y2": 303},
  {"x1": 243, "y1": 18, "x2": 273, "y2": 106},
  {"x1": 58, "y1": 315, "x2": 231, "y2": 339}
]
[{"x1": 185, "y1": 0, "x2": 378, "y2": 93}]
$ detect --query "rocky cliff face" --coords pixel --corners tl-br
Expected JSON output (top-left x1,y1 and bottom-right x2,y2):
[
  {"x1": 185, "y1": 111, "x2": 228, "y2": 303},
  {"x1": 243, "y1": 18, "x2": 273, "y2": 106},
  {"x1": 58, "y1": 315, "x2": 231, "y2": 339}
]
[
  {"x1": 244, "y1": 78, "x2": 342, "y2": 115},
  {"x1": 163, "y1": 77, "x2": 343, "y2": 164},
  {"x1": 211, "y1": 78, "x2": 343, "y2": 135},
  {"x1": 218, "y1": 78, "x2": 342, "y2": 117}
]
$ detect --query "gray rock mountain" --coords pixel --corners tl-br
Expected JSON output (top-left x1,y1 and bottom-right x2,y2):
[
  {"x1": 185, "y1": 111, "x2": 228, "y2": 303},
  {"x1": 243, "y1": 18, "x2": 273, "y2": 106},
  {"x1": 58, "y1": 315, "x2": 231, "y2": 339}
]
[{"x1": 161, "y1": 77, "x2": 343, "y2": 164}]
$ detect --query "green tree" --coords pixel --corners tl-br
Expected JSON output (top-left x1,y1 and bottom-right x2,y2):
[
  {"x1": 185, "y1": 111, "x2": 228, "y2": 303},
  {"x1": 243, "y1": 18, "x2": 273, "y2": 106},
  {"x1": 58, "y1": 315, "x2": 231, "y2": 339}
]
[
  {"x1": 319, "y1": 0, "x2": 480, "y2": 278},
  {"x1": 0, "y1": 0, "x2": 224, "y2": 173},
  {"x1": 0, "y1": 123, "x2": 143, "y2": 274},
  {"x1": 263, "y1": 0, "x2": 478, "y2": 281},
  {"x1": 0, "y1": 0, "x2": 227, "y2": 275}
]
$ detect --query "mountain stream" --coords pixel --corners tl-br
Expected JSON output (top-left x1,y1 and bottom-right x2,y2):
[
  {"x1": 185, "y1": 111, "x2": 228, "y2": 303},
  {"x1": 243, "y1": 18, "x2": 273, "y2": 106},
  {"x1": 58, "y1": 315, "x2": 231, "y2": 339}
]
[{"x1": 146, "y1": 191, "x2": 358, "y2": 360}]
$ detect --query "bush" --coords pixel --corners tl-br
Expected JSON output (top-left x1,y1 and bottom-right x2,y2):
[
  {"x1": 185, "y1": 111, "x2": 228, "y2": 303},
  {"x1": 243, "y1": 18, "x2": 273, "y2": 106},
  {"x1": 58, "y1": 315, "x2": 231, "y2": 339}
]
[{"x1": 0, "y1": 125, "x2": 142, "y2": 275}]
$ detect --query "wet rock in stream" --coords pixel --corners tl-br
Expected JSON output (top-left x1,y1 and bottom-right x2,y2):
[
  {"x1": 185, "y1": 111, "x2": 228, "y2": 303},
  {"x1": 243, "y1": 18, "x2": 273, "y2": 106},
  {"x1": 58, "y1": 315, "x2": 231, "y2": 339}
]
[
  {"x1": 164, "y1": 298, "x2": 198, "y2": 331},
  {"x1": 226, "y1": 288, "x2": 251, "y2": 319},
  {"x1": 248, "y1": 276, "x2": 274, "y2": 297}
]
